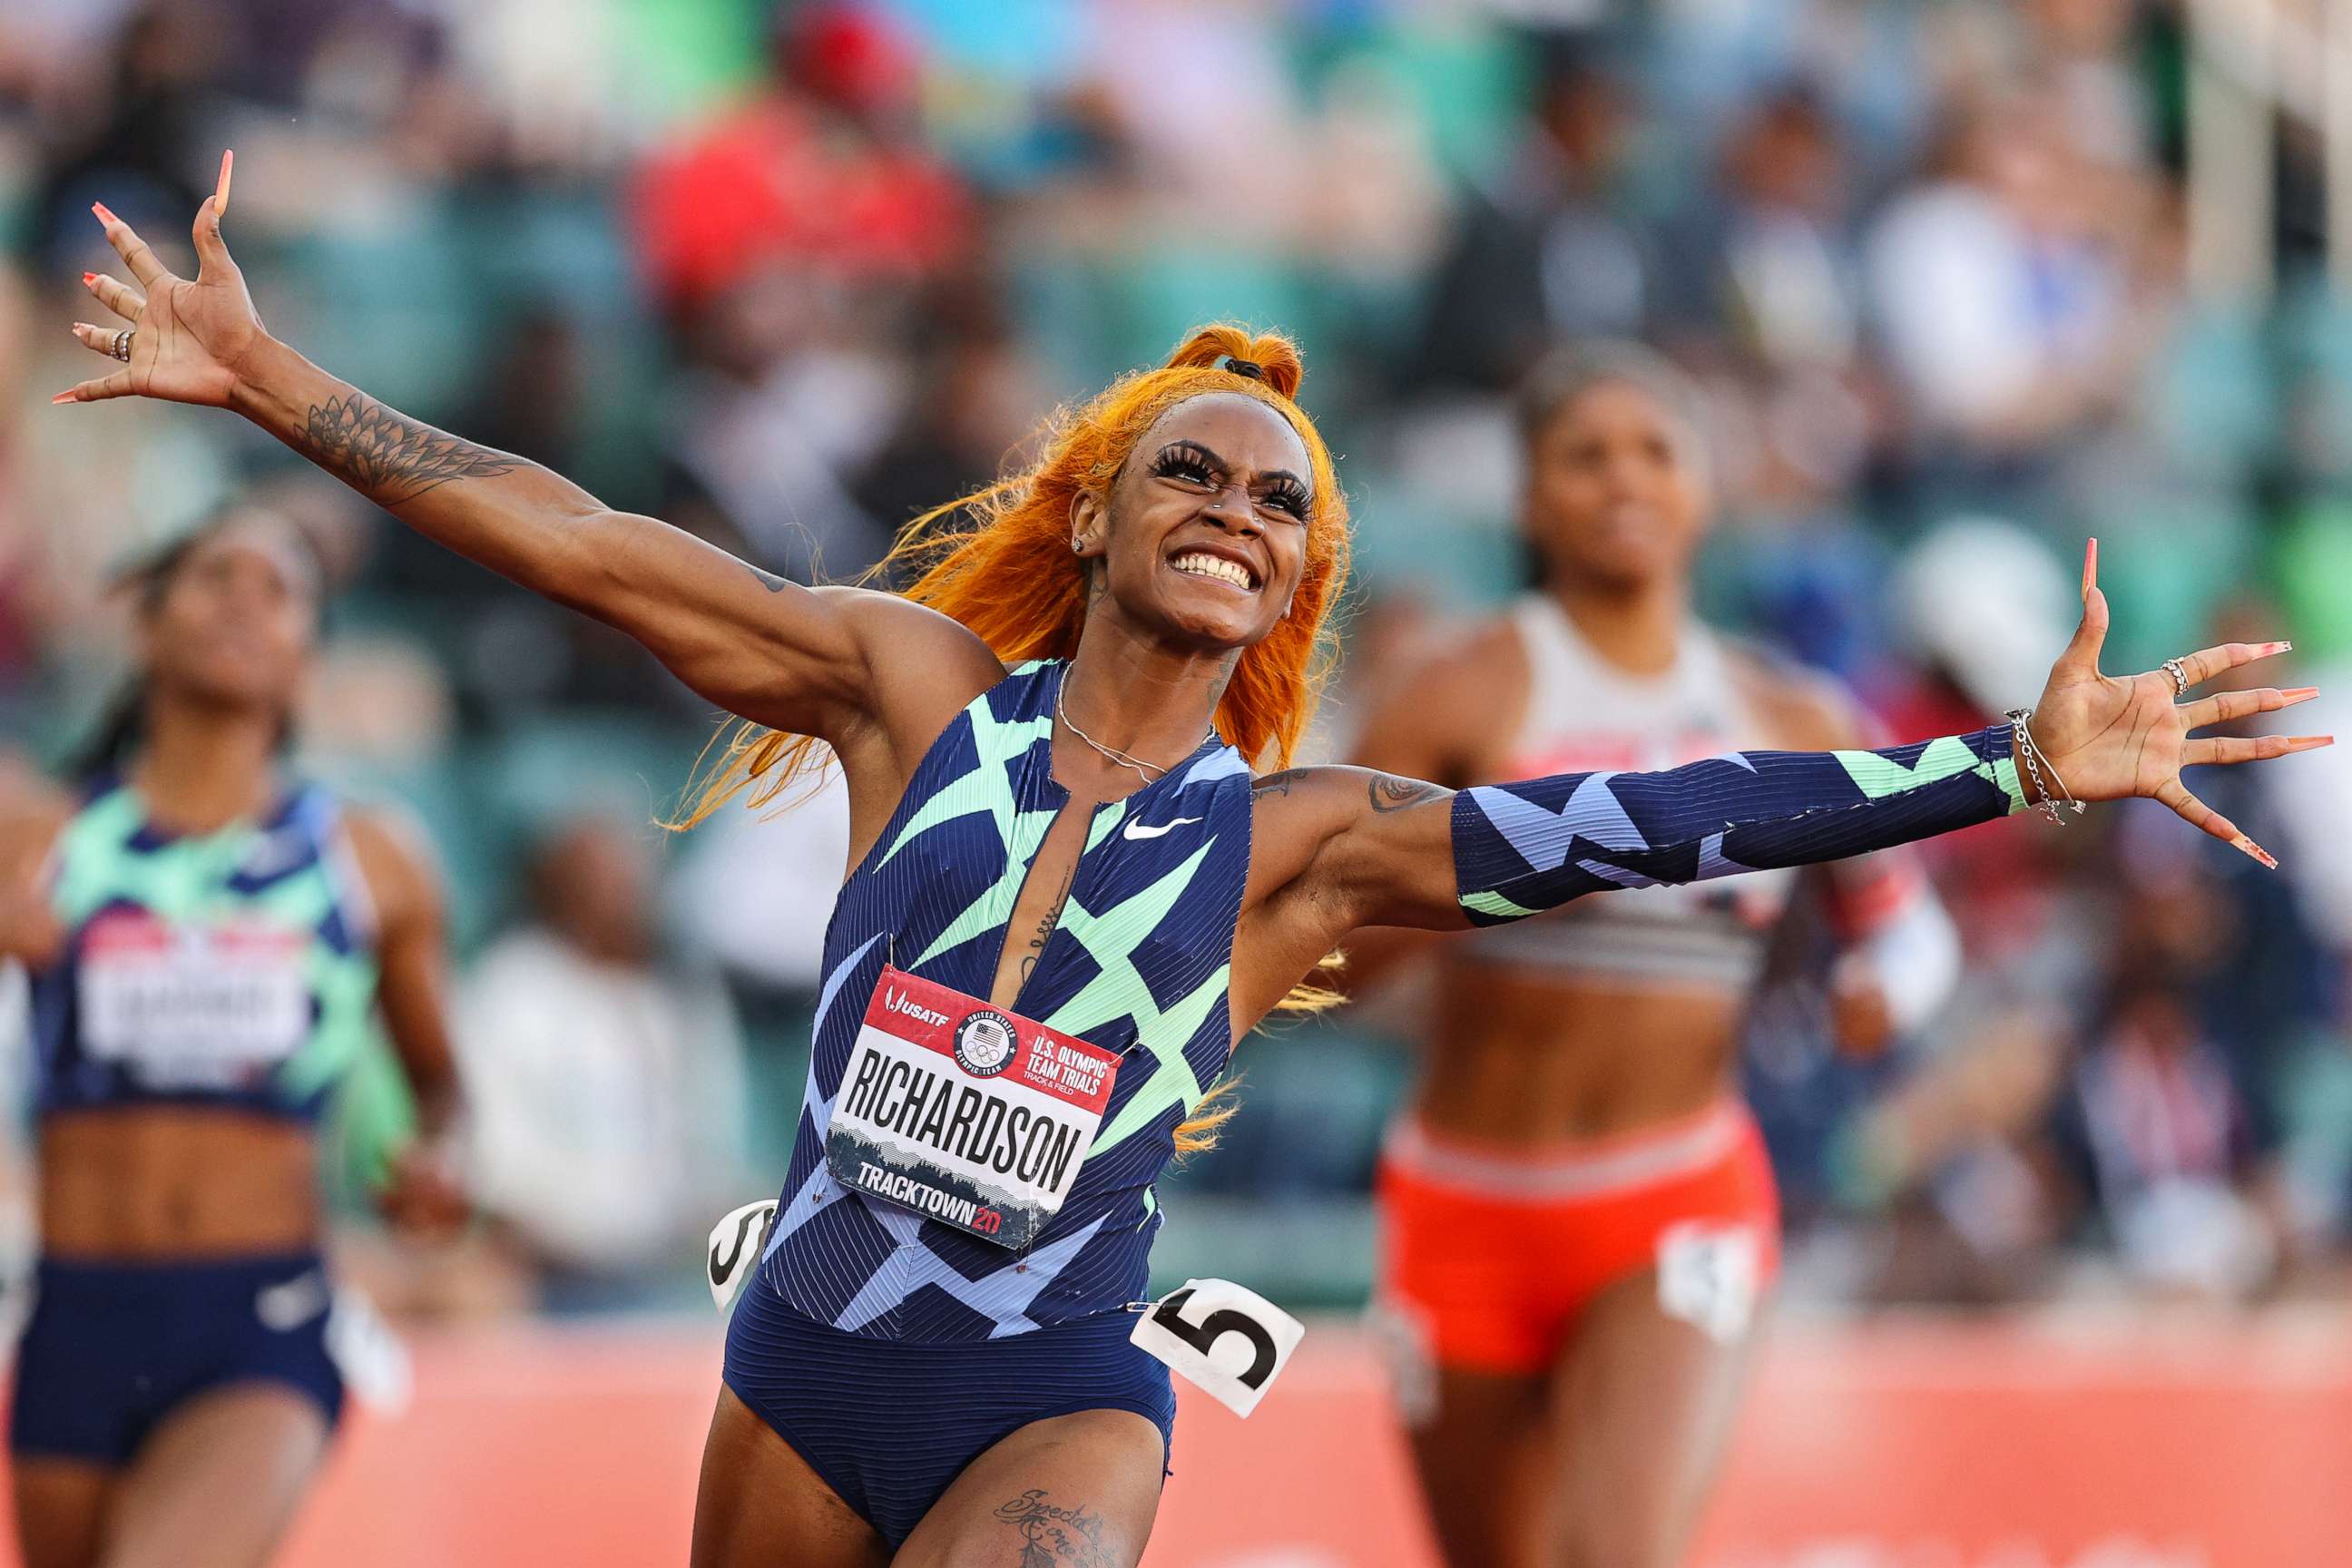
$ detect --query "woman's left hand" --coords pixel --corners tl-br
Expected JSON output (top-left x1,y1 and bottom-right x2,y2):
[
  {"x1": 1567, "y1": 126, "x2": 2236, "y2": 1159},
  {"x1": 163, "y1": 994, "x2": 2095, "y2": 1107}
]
[{"x1": 2024, "y1": 539, "x2": 2331, "y2": 867}]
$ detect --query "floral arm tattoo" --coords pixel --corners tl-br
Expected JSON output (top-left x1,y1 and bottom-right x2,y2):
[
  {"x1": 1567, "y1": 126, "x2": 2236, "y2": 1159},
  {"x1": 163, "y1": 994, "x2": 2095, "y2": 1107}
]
[{"x1": 300, "y1": 394, "x2": 521, "y2": 505}]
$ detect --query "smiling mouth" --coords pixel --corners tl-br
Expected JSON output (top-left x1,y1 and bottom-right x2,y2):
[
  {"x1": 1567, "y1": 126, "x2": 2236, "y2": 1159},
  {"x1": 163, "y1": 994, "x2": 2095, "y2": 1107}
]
[{"x1": 1170, "y1": 551, "x2": 1259, "y2": 592}]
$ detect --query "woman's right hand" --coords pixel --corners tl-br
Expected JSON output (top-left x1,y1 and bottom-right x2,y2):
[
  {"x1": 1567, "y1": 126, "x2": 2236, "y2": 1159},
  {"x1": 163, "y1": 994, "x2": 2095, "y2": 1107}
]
[{"x1": 54, "y1": 151, "x2": 264, "y2": 410}]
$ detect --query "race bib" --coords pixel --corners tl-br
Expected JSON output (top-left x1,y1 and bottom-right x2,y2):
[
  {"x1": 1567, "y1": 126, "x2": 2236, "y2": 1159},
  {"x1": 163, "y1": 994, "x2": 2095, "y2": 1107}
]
[
  {"x1": 707, "y1": 1199, "x2": 779, "y2": 1313},
  {"x1": 824, "y1": 967, "x2": 1121, "y2": 1250},
  {"x1": 1131, "y1": 1278, "x2": 1304, "y2": 1418},
  {"x1": 79, "y1": 910, "x2": 309, "y2": 1090}
]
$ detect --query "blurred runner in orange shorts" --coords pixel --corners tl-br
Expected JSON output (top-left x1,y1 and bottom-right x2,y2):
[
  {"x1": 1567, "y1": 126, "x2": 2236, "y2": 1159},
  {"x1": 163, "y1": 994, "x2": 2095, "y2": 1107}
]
[{"x1": 1350, "y1": 344, "x2": 1958, "y2": 1567}]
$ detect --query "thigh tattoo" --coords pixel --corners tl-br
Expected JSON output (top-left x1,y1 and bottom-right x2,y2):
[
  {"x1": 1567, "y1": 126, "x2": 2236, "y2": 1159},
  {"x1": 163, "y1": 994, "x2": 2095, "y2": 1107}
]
[{"x1": 994, "y1": 1489, "x2": 1117, "y2": 1568}]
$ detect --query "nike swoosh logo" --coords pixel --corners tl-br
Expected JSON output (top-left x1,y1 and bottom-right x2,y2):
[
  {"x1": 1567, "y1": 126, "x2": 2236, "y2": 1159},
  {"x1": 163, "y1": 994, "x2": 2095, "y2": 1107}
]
[
  {"x1": 255, "y1": 1269, "x2": 330, "y2": 1331},
  {"x1": 1123, "y1": 816, "x2": 1202, "y2": 841}
]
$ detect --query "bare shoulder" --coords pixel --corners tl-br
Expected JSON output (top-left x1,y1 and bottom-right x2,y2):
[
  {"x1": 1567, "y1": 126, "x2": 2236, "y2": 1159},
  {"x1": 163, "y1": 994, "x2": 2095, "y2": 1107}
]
[
  {"x1": 1722, "y1": 639, "x2": 1876, "y2": 750},
  {"x1": 341, "y1": 799, "x2": 446, "y2": 928},
  {"x1": 1348, "y1": 611, "x2": 1528, "y2": 780},
  {"x1": 828, "y1": 587, "x2": 995, "y2": 665},
  {"x1": 1371, "y1": 614, "x2": 1525, "y2": 722},
  {"x1": 827, "y1": 587, "x2": 1008, "y2": 756}
]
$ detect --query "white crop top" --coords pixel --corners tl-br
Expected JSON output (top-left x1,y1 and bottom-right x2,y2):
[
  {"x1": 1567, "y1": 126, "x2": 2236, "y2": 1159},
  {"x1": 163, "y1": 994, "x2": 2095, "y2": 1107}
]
[{"x1": 1455, "y1": 595, "x2": 1796, "y2": 992}]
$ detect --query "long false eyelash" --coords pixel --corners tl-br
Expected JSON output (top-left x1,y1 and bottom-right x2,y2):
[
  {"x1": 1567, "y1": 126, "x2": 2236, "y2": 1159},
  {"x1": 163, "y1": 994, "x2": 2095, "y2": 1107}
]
[
  {"x1": 1149, "y1": 441, "x2": 1219, "y2": 485},
  {"x1": 1152, "y1": 441, "x2": 1309, "y2": 519},
  {"x1": 1261, "y1": 480, "x2": 1310, "y2": 519}
]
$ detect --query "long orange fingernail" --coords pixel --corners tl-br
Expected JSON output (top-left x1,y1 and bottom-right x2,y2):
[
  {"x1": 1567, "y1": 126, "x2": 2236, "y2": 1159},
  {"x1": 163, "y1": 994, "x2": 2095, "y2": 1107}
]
[
  {"x1": 91, "y1": 201, "x2": 115, "y2": 226},
  {"x1": 2284, "y1": 687, "x2": 2319, "y2": 701},
  {"x1": 2230, "y1": 835, "x2": 2279, "y2": 870},
  {"x1": 217, "y1": 150, "x2": 233, "y2": 214},
  {"x1": 49, "y1": 391, "x2": 75, "y2": 406},
  {"x1": 2082, "y1": 537, "x2": 2098, "y2": 597}
]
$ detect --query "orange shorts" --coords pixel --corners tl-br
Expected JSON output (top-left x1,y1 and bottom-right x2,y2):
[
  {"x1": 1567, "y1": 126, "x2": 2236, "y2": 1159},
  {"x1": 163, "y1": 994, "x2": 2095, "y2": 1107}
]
[{"x1": 1375, "y1": 1101, "x2": 1779, "y2": 1378}]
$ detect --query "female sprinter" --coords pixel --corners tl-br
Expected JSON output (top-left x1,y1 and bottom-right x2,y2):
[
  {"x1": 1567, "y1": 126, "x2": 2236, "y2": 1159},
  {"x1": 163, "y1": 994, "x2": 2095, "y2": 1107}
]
[
  {"x1": 0, "y1": 498, "x2": 465, "y2": 1568},
  {"x1": 1348, "y1": 343, "x2": 1971, "y2": 1567},
  {"x1": 53, "y1": 159, "x2": 2328, "y2": 1567}
]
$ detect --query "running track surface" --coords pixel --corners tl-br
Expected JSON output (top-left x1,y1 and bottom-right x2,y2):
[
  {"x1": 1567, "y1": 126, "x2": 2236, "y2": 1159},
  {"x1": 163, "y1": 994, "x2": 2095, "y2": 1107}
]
[{"x1": 10, "y1": 1314, "x2": 2346, "y2": 1567}]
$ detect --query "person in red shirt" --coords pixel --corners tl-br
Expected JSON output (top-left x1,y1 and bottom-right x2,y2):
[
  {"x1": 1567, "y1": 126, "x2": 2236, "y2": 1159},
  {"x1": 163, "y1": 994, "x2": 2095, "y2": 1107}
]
[{"x1": 632, "y1": 2, "x2": 969, "y2": 319}]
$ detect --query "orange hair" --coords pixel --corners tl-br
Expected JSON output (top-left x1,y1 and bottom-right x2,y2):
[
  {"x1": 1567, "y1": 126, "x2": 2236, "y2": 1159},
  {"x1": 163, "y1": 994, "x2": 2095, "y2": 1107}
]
[{"x1": 674, "y1": 324, "x2": 1352, "y2": 1150}]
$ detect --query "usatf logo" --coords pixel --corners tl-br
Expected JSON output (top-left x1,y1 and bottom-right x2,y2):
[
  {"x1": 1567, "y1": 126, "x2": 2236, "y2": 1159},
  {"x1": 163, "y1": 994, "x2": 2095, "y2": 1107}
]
[
  {"x1": 952, "y1": 1009, "x2": 1018, "y2": 1077},
  {"x1": 883, "y1": 986, "x2": 951, "y2": 1029}
]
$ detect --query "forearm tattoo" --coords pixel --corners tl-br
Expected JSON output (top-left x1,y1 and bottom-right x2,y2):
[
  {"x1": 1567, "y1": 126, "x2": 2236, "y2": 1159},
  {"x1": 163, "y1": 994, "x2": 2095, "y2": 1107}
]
[
  {"x1": 995, "y1": 1490, "x2": 1115, "y2": 1568},
  {"x1": 300, "y1": 394, "x2": 521, "y2": 504}
]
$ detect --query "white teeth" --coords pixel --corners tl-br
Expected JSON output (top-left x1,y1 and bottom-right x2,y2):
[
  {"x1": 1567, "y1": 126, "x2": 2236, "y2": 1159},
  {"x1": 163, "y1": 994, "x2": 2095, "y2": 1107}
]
[{"x1": 1171, "y1": 552, "x2": 1255, "y2": 590}]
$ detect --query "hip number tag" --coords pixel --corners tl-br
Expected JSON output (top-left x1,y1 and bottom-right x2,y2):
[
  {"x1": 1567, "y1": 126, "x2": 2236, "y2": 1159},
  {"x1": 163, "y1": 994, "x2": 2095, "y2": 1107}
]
[
  {"x1": 1129, "y1": 1277, "x2": 1303, "y2": 1418},
  {"x1": 707, "y1": 1200, "x2": 780, "y2": 1313}
]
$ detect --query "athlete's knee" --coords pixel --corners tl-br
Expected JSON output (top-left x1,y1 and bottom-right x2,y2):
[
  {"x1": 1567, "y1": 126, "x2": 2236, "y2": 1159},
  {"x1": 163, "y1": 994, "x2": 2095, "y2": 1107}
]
[{"x1": 1555, "y1": 1490, "x2": 1692, "y2": 1568}]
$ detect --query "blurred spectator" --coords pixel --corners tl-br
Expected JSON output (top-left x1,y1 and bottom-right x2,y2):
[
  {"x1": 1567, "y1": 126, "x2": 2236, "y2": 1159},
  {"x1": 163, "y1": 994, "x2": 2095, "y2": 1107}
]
[
  {"x1": 1658, "y1": 82, "x2": 1858, "y2": 374},
  {"x1": 23, "y1": 1, "x2": 225, "y2": 264},
  {"x1": 461, "y1": 813, "x2": 751, "y2": 1310},
  {"x1": 632, "y1": 1, "x2": 966, "y2": 317},
  {"x1": 1865, "y1": 86, "x2": 2156, "y2": 474},
  {"x1": 2051, "y1": 974, "x2": 2280, "y2": 1300},
  {"x1": 852, "y1": 275, "x2": 1054, "y2": 539},
  {"x1": 629, "y1": 2, "x2": 974, "y2": 583},
  {"x1": 1409, "y1": 45, "x2": 1657, "y2": 393},
  {"x1": 2027, "y1": 0, "x2": 2154, "y2": 170}
]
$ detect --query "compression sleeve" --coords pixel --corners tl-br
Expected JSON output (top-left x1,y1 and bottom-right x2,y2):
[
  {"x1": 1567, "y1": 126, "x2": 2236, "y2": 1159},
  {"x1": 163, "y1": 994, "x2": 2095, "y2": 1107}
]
[{"x1": 1453, "y1": 724, "x2": 2027, "y2": 926}]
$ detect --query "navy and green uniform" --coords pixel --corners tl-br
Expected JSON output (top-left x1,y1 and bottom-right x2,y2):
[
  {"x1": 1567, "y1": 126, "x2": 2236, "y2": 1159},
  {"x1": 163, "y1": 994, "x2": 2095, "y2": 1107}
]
[
  {"x1": 13, "y1": 775, "x2": 380, "y2": 1463},
  {"x1": 723, "y1": 659, "x2": 2027, "y2": 1544},
  {"x1": 727, "y1": 661, "x2": 1245, "y2": 1540}
]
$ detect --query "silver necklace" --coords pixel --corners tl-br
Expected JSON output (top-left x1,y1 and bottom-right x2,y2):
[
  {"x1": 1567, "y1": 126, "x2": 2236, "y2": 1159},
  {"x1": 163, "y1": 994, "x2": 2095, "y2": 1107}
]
[{"x1": 1054, "y1": 681, "x2": 1209, "y2": 784}]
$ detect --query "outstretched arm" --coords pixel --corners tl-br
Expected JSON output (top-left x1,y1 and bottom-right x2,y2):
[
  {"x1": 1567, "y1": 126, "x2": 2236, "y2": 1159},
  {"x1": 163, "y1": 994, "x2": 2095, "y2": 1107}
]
[
  {"x1": 53, "y1": 153, "x2": 988, "y2": 740},
  {"x1": 1445, "y1": 725, "x2": 2024, "y2": 926},
  {"x1": 1259, "y1": 542, "x2": 2328, "y2": 944}
]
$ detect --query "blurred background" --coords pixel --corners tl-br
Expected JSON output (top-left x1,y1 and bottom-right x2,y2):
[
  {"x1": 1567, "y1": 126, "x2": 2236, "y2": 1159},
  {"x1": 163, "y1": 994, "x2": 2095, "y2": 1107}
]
[{"x1": 2, "y1": 0, "x2": 2350, "y2": 1563}]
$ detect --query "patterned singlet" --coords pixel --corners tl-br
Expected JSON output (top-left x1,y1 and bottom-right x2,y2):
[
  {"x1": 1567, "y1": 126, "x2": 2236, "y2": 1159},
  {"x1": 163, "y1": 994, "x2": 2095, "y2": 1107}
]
[
  {"x1": 759, "y1": 661, "x2": 1252, "y2": 1341},
  {"x1": 29, "y1": 776, "x2": 381, "y2": 1122}
]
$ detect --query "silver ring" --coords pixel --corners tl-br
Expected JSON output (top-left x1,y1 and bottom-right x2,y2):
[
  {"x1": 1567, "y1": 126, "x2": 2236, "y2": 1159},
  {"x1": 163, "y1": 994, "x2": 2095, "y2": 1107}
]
[
  {"x1": 109, "y1": 328, "x2": 132, "y2": 362},
  {"x1": 2163, "y1": 658, "x2": 2190, "y2": 698}
]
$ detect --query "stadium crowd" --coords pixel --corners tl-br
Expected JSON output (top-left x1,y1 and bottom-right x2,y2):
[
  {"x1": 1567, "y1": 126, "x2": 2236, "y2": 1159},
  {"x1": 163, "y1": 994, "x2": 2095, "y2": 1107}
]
[{"x1": 1, "y1": 0, "x2": 2348, "y2": 1318}]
